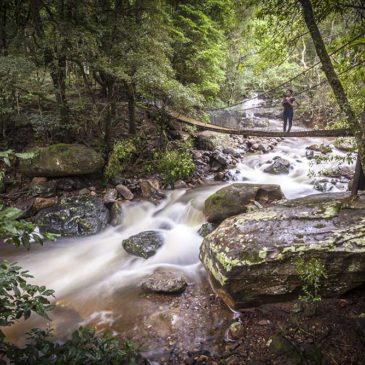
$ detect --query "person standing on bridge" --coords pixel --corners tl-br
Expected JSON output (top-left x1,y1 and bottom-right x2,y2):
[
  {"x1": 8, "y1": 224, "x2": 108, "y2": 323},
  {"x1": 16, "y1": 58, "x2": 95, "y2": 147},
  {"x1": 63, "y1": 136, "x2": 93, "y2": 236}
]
[{"x1": 282, "y1": 89, "x2": 299, "y2": 133}]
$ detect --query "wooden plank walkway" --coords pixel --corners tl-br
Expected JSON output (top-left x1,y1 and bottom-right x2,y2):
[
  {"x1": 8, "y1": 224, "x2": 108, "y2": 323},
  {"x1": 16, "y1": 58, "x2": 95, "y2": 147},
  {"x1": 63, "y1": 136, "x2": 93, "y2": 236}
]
[{"x1": 168, "y1": 111, "x2": 353, "y2": 138}]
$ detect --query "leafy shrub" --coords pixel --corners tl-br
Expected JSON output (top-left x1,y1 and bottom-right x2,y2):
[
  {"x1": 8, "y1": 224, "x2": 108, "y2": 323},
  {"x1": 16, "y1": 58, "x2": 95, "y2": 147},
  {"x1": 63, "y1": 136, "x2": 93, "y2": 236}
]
[
  {"x1": 153, "y1": 140, "x2": 195, "y2": 186},
  {"x1": 295, "y1": 257, "x2": 327, "y2": 302},
  {"x1": 104, "y1": 139, "x2": 138, "y2": 181},
  {"x1": 0, "y1": 261, "x2": 55, "y2": 331},
  {"x1": 1, "y1": 327, "x2": 138, "y2": 365}
]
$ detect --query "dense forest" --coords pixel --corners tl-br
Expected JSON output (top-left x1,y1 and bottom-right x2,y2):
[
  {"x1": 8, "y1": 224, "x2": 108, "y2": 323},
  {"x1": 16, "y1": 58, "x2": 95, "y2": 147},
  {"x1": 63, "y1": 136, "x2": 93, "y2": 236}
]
[{"x1": 1, "y1": 1, "x2": 365, "y2": 364}]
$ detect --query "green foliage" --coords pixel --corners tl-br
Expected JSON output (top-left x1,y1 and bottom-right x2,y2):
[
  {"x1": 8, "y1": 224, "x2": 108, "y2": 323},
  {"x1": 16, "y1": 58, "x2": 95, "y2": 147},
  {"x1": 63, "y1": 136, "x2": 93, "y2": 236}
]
[
  {"x1": 1, "y1": 327, "x2": 138, "y2": 365},
  {"x1": 0, "y1": 149, "x2": 35, "y2": 167},
  {"x1": 0, "y1": 261, "x2": 55, "y2": 334},
  {"x1": 0, "y1": 56, "x2": 34, "y2": 117},
  {"x1": 0, "y1": 206, "x2": 56, "y2": 249},
  {"x1": 295, "y1": 257, "x2": 327, "y2": 302},
  {"x1": 153, "y1": 140, "x2": 195, "y2": 186},
  {"x1": 104, "y1": 139, "x2": 138, "y2": 181}
]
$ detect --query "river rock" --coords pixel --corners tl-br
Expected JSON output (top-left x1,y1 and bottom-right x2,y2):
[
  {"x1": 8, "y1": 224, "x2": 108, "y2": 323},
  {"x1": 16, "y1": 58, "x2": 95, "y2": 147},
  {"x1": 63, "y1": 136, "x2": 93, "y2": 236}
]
[
  {"x1": 31, "y1": 177, "x2": 48, "y2": 184},
  {"x1": 35, "y1": 196, "x2": 109, "y2": 236},
  {"x1": 103, "y1": 188, "x2": 118, "y2": 204},
  {"x1": 200, "y1": 193, "x2": 365, "y2": 309},
  {"x1": 264, "y1": 157, "x2": 291, "y2": 175},
  {"x1": 122, "y1": 230, "x2": 164, "y2": 259},
  {"x1": 30, "y1": 180, "x2": 57, "y2": 197},
  {"x1": 307, "y1": 144, "x2": 332, "y2": 154},
  {"x1": 198, "y1": 222, "x2": 217, "y2": 237},
  {"x1": 110, "y1": 201, "x2": 124, "y2": 226},
  {"x1": 204, "y1": 183, "x2": 284, "y2": 223},
  {"x1": 229, "y1": 321, "x2": 245, "y2": 340},
  {"x1": 19, "y1": 144, "x2": 104, "y2": 177},
  {"x1": 140, "y1": 270, "x2": 187, "y2": 294},
  {"x1": 305, "y1": 150, "x2": 314, "y2": 160},
  {"x1": 56, "y1": 177, "x2": 84, "y2": 191},
  {"x1": 196, "y1": 131, "x2": 231, "y2": 151},
  {"x1": 116, "y1": 184, "x2": 134, "y2": 200},
  {"x1": 33, "y1": 197, "x2": 58, "y2": 212},
  {"x1": 140, "y1": 179, "x2": 165, "y2": 201},
  {"x1": 210, "y1": 151, "x2": 231, "y2": 171},
  {"x1": 15, "y1": 197, "x2": 35, "y2": 219},
  {"x1": 174, "y1": 180, "x2": 188, "y2": 189},
  {"x1": 313, "y1": 179, "x2": 334, "y2": 192}
]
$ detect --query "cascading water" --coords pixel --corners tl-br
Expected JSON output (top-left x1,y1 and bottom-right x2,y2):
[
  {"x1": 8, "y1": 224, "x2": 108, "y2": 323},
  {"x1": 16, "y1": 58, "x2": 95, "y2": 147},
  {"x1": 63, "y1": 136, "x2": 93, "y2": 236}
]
[
  {"x1": 2, "y1": 185, "x2": 222, "y2": 343},
  {"x1": 1, "y1": 98, "x2": 355, "y2": 352}
]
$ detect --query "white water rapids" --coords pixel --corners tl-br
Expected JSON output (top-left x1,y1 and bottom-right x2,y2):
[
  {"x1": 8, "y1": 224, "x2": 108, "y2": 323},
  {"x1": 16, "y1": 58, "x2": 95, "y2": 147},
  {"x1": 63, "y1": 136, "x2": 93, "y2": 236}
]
[{"x1": 1, "y1": 101, "x2": 356, "y2": 344}]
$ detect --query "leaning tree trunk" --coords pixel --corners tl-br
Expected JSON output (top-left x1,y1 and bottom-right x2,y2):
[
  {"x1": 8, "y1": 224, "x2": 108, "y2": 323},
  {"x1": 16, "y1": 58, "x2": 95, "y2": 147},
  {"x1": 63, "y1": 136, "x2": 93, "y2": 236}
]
[
  {"x1": 299, "y1": 0, "x2": 365, "y2": 194},
  {"x1": 352, "y1": 111, "x2": 365, "y2": 195}
]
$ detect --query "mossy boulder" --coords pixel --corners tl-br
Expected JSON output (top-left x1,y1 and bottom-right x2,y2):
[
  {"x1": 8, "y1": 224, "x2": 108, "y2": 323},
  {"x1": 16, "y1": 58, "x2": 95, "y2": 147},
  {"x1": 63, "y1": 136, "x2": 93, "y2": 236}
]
[
  {"x1": 200, "y1": 193, "x2": 365, "y2": 309},
  {"x1": 204, "y1": 183, "x2": 284, "y2": 223},
  {"x1": 122, "y1": 231, "x2": 164, "y2": 259},
  {"x1": 19, "y1": 144, "x2": 104, "y2": 177},
  {"x1": 35, "y1": 196, "x2": 109, "y2": 236}
]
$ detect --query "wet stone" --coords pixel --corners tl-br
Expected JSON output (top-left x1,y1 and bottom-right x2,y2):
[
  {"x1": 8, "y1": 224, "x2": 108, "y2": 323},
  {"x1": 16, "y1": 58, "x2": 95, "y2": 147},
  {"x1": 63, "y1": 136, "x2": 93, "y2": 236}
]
[
  {"x1": 122, "y1": 230, "x2": 164, "y2": 259},
  {"x1": 116, "y1": 184, "x2": 134, "y2": 200},
  {"x1": 264, "y1": 157, "x2": 291, "y2": 175},
  {"x1": 140, "y1": 270, "x2": 187, "y2": 294}
]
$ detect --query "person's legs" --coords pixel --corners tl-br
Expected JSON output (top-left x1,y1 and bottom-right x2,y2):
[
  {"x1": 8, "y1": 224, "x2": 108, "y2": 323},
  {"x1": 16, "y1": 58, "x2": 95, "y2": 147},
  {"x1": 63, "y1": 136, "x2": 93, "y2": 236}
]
[
  {"x1": 283, "y1": 109, "x2": 288, "y2": 132},
  {"x1": 287, "y1": 108, "x2": 294, "y2": 132}
]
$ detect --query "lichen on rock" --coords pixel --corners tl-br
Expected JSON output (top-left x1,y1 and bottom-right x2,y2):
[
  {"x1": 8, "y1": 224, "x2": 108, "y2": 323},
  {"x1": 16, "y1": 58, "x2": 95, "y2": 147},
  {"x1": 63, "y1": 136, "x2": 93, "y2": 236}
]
[{"x1": 200, "y1": 192, "x2": 365, "y2": 309}]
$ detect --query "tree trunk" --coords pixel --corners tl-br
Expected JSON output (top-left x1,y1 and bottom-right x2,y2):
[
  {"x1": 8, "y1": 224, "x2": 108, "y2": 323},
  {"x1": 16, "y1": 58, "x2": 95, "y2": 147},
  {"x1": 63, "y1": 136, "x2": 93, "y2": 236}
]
[
  {"x1": 299, "y1": 0, "x2": 365, "y2": 184},
  {"x1": 127, "y1": 83, "x2": 136, "y2": 134},
  {"x1": 49, "y1": 54, "x2": 69, "y2": 124},
  {"x1": 104, "y1": 80, "x2": 116, "y2": 156},
  {"x1": 351, "y1": 153, "x2": 365, "y2": 195}
]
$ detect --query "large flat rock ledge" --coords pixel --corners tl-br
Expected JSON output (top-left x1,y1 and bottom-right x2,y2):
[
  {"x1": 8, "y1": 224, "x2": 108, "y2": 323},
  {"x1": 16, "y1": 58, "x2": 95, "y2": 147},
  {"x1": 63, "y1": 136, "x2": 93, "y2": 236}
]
[{"x1": 200, "y1": 192, "x2": 365, "y2": 309}]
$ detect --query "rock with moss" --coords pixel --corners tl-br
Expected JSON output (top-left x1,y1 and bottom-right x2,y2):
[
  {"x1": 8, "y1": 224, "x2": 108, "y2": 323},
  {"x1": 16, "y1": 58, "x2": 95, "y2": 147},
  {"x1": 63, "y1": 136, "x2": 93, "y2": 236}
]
[
  {"x1": 306, "y1": 144, "x2": 332, "y2": 154},
  {"x1": 122, "y1": 230, "x2": 164, "y2": 259},
  {"x1": 140, "y1": 270, "x2": 187, "y2": 294},
  {"x1": 35, "y1": 196, "x2": 109, "y2": 236},
  {"x1": 200, "y1": 193, "x2": 365, "y2": 309},
  {"x1": 196, "y1": 131, "x2": 231, "y2": 151},
  {"x1": 204, "y1": 183, "x2": 284, "y2": 223},
  {"x1": 19, "y1": 144, "x2": 104, "y2": 177}
]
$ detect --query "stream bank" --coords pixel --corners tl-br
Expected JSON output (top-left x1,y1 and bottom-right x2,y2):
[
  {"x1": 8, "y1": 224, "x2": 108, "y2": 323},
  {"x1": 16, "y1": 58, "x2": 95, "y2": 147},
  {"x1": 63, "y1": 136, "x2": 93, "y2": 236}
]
[{"x1": 1, "y1": 104, "x2": 363, "y2": 364}]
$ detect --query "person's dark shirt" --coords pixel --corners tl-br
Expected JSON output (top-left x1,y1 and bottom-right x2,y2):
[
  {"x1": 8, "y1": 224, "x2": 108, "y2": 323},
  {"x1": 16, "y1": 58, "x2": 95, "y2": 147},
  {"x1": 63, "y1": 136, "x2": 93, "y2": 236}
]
[{"x1": 282, "y1": 96, "x2": 295, "y2": 109}]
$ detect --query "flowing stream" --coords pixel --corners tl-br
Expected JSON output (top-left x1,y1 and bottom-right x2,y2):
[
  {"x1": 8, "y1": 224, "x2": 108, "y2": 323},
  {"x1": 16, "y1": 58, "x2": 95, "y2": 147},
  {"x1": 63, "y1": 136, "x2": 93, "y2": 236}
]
[{"x1": 1, "y1": 101, "x2": 355, "y2": 349}]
